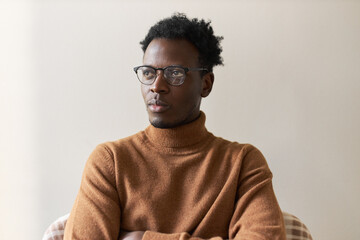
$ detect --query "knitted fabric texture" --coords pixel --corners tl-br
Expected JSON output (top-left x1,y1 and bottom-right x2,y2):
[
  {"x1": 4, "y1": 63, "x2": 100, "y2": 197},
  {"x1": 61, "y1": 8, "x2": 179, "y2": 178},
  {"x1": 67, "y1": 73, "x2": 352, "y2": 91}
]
[{"x1": 64, "y1": 112, "x2": 286, "y2": 240}]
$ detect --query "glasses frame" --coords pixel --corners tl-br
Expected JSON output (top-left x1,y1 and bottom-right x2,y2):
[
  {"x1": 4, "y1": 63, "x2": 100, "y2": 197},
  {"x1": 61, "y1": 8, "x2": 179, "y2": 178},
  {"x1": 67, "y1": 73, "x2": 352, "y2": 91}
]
[{"x1": 133, "y1": 65, "x2": 209, "y2": 86}]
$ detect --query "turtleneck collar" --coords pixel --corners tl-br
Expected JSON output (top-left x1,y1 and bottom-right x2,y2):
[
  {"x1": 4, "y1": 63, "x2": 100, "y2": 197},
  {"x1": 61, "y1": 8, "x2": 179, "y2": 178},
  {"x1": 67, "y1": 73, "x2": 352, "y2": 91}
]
[{"x1": 144, "y1": 111, "x2": 211, "y2": 148}]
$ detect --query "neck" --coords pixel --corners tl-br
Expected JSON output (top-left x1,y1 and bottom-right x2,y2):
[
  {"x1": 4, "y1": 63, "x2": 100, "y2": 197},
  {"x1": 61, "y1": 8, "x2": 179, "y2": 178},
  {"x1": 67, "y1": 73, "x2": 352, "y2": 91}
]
[{"x1": 144, "y1": 111, "x2": 209, "y2": 148}]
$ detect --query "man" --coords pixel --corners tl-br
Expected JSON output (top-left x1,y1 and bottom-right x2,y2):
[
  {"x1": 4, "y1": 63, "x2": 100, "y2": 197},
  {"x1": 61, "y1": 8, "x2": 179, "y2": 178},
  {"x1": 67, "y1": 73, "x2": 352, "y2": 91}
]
[{"x1": 64, "y1": 13, "x2": 286, "y2": 240}]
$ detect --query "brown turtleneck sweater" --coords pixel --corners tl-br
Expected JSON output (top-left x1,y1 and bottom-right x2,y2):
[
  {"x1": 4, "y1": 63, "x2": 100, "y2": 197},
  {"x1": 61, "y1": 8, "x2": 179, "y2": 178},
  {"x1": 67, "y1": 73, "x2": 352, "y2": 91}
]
[{"x1": 64, "y1": 113, "x2": 286, "y2": 240}]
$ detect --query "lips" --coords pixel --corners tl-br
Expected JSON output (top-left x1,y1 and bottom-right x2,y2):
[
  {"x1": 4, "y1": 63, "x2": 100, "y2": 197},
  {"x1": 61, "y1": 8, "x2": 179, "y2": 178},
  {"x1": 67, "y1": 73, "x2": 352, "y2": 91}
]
[{"x1": 147, "y1": 99, "x2": 170, "y2": 113}]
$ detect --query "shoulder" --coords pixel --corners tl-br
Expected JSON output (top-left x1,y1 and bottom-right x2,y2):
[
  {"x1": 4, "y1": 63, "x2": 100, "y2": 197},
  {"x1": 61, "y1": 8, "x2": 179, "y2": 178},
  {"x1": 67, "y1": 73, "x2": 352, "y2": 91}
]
[
  {"x1": 83, "y1": 130, "x2": 144, "y2": 167},
  {"x1": 96, "y1": 130, "x2": 146, "y2": 155},
  {"x1": 211, "y1": 134, "x2": 261, "y2": 156},
  {"x1": 210, "y1": 135, "x2": 269, "y2": 170},
  {"x1": 85, "y1": 130, "x2": 150, "y2": 172}
]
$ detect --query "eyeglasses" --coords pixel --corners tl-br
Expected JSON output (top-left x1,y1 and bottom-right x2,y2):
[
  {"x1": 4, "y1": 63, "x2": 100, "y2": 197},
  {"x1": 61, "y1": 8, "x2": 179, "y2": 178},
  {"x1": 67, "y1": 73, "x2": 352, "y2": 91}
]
[{"x1": 133, "y1": 65, "x2": 208, "y2": 86}]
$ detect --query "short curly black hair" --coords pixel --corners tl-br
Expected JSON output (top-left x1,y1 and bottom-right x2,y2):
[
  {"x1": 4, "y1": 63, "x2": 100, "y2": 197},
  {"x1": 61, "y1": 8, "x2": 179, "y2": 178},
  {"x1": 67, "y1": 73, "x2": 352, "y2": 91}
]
[{"x1": 140, "y1": 13, "x2": 224, "y2": 72}]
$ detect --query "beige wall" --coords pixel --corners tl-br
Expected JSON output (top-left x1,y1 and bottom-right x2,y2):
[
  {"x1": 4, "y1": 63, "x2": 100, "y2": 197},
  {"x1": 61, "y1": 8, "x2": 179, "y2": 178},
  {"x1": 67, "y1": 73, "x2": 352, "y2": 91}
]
[{"x1": 1, "y1": 0, "x2": 359, "y2": 239}]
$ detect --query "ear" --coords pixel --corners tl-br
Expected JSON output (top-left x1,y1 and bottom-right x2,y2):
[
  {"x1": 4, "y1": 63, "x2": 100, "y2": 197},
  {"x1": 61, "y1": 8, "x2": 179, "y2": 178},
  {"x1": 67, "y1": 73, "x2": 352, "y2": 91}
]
[{"x1": 201, "y1": 72, "x2": 214, "y2": 97}]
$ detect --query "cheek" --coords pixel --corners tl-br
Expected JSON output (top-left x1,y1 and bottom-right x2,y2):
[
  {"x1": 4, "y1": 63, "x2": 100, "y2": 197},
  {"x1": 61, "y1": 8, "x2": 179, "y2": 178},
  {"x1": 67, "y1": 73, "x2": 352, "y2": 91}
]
[
  {"x1": 141, "y1": 85, "x2": 148, "y2": 101},
  {"x1": 180, "y1": 86, "x2": 202, "y2": 107}
]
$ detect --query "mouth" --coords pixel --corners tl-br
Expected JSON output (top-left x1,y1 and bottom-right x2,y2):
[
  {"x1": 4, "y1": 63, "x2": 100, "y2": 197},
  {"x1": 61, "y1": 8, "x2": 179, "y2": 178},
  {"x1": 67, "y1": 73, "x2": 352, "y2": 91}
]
[{"x1": 147, "y1": 99, "x2": 170, "y2": 113}]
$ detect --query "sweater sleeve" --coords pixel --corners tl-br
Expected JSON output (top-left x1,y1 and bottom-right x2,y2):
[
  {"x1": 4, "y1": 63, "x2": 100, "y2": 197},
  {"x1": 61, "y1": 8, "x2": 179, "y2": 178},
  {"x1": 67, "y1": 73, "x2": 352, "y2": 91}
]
[
  {"x1": 228, "y1": 146, "x2": 286, "y2": 240},
  {"x1": 142, "y1": 146, "x2": 286, "y2": 240},
  {"x1": 64, "y1": 144, "x2": 121, "y2": 240}
]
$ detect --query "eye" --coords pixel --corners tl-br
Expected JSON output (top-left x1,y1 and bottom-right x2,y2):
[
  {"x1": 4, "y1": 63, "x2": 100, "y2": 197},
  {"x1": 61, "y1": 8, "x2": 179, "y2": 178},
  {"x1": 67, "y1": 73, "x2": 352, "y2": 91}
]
[
  {"x1": 171, "y1": 71, "x2": 181, "y2": 77},
  {"x1": 169, "y1": 68, "x2": 184, "y2": 77},
  {"x1": 141, "y1": 68, "x2": 155, "y2": 79}
]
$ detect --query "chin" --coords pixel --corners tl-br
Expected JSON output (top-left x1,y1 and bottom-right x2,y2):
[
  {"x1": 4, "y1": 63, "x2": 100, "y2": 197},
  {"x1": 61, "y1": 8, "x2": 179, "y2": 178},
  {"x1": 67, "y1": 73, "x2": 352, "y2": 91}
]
[
  {"x1": 149, "y1": 114, "x2": 185, "y2": 129},
  {"x1": 149, "y1": 118, "x2": 176, "y2": 129},
  {"x1": 148, "y1": 112, "x2": 200, "y2": 129}
]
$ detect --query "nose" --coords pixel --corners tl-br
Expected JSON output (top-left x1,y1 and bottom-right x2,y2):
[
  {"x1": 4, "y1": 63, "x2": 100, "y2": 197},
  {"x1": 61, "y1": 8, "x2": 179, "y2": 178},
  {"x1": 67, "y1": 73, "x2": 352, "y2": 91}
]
[{"x1": 150, "y1": 71, "x2": 170, "y2": 94}]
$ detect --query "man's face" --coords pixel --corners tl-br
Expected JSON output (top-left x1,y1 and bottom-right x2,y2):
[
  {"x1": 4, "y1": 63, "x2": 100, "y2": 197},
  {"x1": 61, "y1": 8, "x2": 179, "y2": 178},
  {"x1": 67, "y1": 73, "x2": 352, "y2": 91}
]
[{"x1": 141, "y1": 38, "x2": 209, "y2": 128}]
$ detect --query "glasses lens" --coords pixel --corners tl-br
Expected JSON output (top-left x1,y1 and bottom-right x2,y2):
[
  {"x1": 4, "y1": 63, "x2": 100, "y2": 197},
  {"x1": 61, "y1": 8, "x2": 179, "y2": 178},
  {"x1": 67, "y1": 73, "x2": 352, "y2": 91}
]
[
  {"x1": 164, "y1": 67, "x2": 185, "y2": 86},
  {"x1": 137, "y1": 66, "x2": 156, "y2": 84}
]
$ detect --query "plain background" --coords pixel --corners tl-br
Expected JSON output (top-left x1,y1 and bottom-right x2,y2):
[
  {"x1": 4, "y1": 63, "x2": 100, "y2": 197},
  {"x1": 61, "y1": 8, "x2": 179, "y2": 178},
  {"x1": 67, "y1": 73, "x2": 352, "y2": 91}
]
[{"x1": 1, "y1": 0, "x2": 359, "y2": 239}]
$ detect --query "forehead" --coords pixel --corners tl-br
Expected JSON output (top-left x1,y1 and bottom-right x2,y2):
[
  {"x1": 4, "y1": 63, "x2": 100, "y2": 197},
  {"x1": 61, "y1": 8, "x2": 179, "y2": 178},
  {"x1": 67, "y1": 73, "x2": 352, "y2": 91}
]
[{"x1": 143, "y1": 38, "x2": 199, "y2": 67}]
